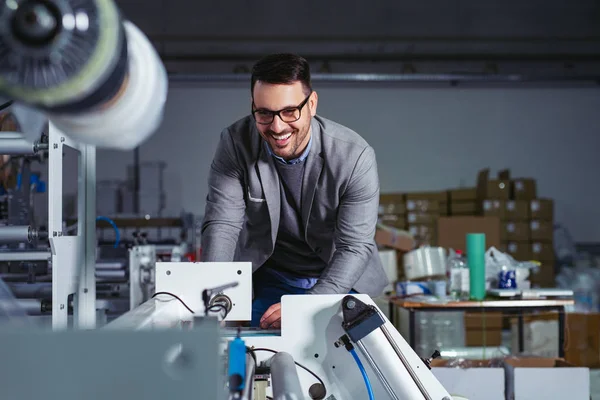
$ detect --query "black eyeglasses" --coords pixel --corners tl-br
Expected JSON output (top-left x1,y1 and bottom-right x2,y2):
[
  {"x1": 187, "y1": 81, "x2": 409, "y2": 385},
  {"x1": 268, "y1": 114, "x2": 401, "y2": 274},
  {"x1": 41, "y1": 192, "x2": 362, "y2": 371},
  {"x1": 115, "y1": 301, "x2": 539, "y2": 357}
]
[{"x1": 252, "y1": 92, "x2": 312, "y2": 125}]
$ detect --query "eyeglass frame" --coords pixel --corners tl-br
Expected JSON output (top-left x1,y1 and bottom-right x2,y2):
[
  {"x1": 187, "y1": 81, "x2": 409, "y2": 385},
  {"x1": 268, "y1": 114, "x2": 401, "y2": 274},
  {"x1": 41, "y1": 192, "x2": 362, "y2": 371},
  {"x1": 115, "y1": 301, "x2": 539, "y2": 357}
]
[{"x1": 251, "y1": 92, "x2": 313, "y2": 125}]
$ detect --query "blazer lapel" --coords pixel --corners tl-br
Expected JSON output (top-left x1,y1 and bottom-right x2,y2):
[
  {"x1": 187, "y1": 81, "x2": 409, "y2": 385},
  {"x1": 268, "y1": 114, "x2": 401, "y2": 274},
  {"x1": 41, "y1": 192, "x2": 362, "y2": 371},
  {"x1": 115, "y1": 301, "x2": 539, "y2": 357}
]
[
  {"x1": 257, "y1": 141, "x2": 280, "y2": 246},
  {"x1": 301, "y1": 118, "x2": 324, "y2": 235}
]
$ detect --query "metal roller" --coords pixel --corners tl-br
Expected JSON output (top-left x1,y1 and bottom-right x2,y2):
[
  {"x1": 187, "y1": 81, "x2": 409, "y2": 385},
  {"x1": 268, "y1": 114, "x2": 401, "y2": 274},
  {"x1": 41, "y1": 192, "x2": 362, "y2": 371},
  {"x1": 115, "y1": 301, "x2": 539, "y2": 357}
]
[
  {"x1": 265, "y1": 352, "x2": 305, "y2": 400},
  {"x1": 96, "y1": 261, "x2": 127, "y2": 270},
  {"x1": 95, "y1": 270, "x2": 126, "y2": 280},
  {"x1": 0, "y1": 133, "x2": 47, "y2": 154},
  {"x1": 0, "y1": 226, "x2": 33, "y2": 243},
  {"x1": 7, "y1": 282, "x2": 52, "y2": 299}
]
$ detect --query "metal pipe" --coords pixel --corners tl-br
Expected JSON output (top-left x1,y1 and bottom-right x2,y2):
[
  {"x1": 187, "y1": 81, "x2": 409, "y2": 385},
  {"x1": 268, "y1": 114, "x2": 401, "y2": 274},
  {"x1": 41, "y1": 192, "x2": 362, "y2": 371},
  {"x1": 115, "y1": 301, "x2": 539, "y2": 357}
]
[
  {"x1": 240, "y1": 353, "x2": 256, "y2": 400},
  {"x1": 380, "y1": 324, "x2": 431, "y2": 400},
  {"x1": 0, "y1": 226, "x2": 32, "y2": 243},
  {"x1": 355, "y1": 340, "x2": 401, "y2": 400},
  {"x1": 0, "y1": 136, "x2": 36, "y2": 154},
  {"x1": 7, "y1": 282, "x2": 52, "y2": 298},
  {"x1": 95, "y1": 270, "x2": 126, "y2": 280},
  {"x1": 0, "y1": 132, "x2": 47, "y2": 154},
  {"x1": 265, "y1": 352, "x2": 304, "y2": 400},
  {"x1": 0, "y1": 251, "x2": 50, "y2": 261},
  {"x1": 13, "y1": 298, "x2": 43, "y2": 315},
  {"x1": 95, "y1": 261, "x2": 126, "y2": 270}
]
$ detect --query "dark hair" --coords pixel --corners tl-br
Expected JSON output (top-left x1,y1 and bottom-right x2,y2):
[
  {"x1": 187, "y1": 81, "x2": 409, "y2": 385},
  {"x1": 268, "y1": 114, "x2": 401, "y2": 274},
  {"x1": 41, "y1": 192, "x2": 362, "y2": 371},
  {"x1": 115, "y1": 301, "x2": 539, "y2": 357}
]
[{"x1": 251, "y1": 53, "x2": 312, "y2": 96}]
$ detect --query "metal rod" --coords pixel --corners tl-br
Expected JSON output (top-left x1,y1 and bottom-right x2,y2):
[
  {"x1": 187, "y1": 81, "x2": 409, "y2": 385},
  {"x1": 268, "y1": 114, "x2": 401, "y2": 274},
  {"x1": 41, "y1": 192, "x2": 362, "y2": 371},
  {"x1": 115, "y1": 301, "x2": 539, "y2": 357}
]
[
  {"x1": 95, "y1": 261, "x2": 127, "y2": 270},
  {"x1": 355, "y1": 340, "x2": 401, "y2": 400},
  {"x1": 240, "y1": 353, "x2": 256, "y2": 400},
  {"x1": 95, "y1": 270, "x2": 126, "y2": 279},
  {"x1": 0, "y1": 136, "x2": 36, "y2": 154},
  {"x1": 266, "y1": 352, "x2": 304, "y2": 400},
  {"x1": 167, "y1": 72, "x2": 600, "y2": 84},
  {"x1": 7, "y1": 282, "x2": 52, "y2": 298},
  {"x1": 0, "y1": 251, "x2": 50, "y2": 261},
  {"x1": 380, "y1": 324, "x2": 431, "y2": 400},
  {"x1": 0, "y1": 226, "x2": 31, "y2": 243}
]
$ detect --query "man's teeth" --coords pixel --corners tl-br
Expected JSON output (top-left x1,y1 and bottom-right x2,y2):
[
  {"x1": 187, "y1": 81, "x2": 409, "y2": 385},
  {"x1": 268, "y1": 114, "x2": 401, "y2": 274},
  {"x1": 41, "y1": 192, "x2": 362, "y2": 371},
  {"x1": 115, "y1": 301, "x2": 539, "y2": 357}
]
[{"x1": 272, "y1": 133, "x2": 291, "y2": 140}]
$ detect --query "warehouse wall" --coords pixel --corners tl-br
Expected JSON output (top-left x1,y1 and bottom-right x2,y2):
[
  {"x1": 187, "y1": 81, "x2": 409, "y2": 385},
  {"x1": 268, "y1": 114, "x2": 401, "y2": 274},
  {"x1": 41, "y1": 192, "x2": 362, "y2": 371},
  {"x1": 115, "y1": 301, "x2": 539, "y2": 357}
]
[{"x1": 91, "y1": 82, "x2": 600, "y2": 243}]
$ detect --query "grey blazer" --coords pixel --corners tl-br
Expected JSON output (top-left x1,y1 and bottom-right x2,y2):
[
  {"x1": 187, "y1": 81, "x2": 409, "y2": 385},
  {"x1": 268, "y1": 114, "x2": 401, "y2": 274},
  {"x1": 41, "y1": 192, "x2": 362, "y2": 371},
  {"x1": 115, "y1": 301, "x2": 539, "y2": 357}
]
[{"x1": 200, "y1": 115, "x2": 388, "y2": 297}]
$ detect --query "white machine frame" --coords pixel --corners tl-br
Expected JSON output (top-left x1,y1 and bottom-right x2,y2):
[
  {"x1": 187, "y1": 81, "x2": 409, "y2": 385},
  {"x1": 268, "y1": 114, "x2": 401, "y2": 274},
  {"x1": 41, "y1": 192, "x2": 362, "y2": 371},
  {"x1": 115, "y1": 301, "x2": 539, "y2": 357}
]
[
  {"x1": 48, "y1": 122, "x2": 97, "y2": 330},
  {"x1": 106, "y1": 262, "x2": 455, "y2": 400}
]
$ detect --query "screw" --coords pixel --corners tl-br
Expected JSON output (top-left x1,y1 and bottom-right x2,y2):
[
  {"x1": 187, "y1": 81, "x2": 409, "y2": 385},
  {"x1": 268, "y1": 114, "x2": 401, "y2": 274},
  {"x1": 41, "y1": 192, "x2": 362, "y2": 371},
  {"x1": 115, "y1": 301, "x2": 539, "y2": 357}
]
[
  {"x1": 60, "y1": 137, "x2": 65, "y2": 142},
  {"x1": 166, "y1": 270, "x2": 171, "y2": 275},
  {"x1": 60, "y1": 304, "x2": 64, "y2": 310},
  {"x1": 53, "y1": 143, "x2": 58, "y2": 149},
  {"x1": 83, "y1": 288, "x2": 88, "y2": 293},
  {"x1": 346, "y1": 300, "x2": 356, "y2": 309}
]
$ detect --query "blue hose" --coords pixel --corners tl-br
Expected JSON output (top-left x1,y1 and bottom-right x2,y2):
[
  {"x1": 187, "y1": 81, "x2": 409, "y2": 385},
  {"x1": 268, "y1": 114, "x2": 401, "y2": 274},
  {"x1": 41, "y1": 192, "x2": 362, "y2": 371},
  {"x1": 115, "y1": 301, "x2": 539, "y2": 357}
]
[
  {"x1": 350, "y1": 348, "x2": 375, "y2": 400},
  {"x1": 96, "y1": 216, "x2": 120, "y2": 248}
]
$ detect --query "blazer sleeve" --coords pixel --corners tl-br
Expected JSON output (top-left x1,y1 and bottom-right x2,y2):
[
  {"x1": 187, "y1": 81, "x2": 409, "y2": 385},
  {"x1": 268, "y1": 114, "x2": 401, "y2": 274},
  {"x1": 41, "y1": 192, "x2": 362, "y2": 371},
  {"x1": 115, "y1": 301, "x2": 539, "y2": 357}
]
[
  {"x1": 308, "y1": 145, "x2": 379, "y2": 294},
  {"x1": 200, "y1": 129, "x2": 246, "y2": 261}
]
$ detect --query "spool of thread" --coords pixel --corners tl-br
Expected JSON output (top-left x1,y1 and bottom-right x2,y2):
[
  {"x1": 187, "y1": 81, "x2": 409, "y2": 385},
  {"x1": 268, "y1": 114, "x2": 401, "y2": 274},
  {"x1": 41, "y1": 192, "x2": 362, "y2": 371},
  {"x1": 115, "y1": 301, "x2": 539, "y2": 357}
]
[{"x1": 466, "y1": 233, "x2": 486, "y2": 300}]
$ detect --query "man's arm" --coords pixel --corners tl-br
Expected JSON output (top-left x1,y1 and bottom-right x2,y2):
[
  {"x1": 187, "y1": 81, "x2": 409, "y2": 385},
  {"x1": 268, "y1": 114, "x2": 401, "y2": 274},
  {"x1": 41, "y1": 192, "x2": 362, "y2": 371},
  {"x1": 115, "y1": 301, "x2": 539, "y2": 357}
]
[
  {"x1": 200, "y1": 129, "x2": 246, "y2": 261},
  {"x1": 308, "y1": 146, "x2": 379, "y2": 294}
]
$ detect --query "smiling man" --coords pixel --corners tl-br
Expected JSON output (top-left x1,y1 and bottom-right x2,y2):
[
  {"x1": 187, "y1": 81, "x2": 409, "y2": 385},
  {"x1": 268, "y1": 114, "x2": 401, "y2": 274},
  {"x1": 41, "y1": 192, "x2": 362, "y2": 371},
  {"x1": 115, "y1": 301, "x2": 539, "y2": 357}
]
[{"x1": 201, "y1": 53, "x2": 388, "y2": 329}]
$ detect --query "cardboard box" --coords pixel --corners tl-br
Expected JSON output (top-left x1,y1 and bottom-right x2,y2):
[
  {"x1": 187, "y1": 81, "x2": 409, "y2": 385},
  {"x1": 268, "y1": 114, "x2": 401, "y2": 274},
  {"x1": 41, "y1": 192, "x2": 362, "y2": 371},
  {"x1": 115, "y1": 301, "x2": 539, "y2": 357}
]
[
  {"x1": 379, "y1": 193, "x2": 405, "y2": 215},
  {"x1": 448, "y1": 187, "x2": 478, "y2": 202},
  {"x1": 437, "y1": 216, "x2": 501, "y2": 251},
  {"x1": 502, "y1": 241, "x2": 532, "y2": 261},
  {"x1": 529, "y1": 265, "x2": 555, "y2": 287},
  {"x1": 431, "y1": 359, "x2": 505, "y2": 400},
  {"x1": 530, "y1": 199, "x2": 554, "y2": 221},
  {"x1": 451, "y1": 201, "x2": 478, "y2": 215},
  {"x1": 378, "y1": 214, "x2": 406, "y2": 229},
  {"x1": 406, "y1": 212, "x2": 439, "y2": 225},
  {"x1": 510, "y1": 313, "x2": 559, "y2": 358},
  {"x1": 531, "y1": 242, "x2": 554, "y2": 260},
  {"x1": 465, "y1": 312, "x2": 504, "y2": 329},
  {"x1": 565, "y1": 313, "x2": 600, "y2": 368},
  {"x1": 504, "y1": 200, "x2": 529, "y2": 221},
  {"x1": 466, "y1": 329, "x2": 502, "y2": 346},
  {"x1": 502, "y1": 222, "x2": 530, "y2": 241},
  {"x1": 530, "y1": 220, "x2": 554, "y2": 242},
  {"x1": 512, "y1": 312, "x2": 600, "y2": 369},
  {"x1": 407, "y1": 224, "x2": 437, "y2": 246},
  {"x1": 405, "y1": 191, "x2": 448, "y2": 202},
  {"x1": 375, "y1": 224, "x2": 415, "y2": 252},
  {"x1": 406, "y1": 199, "x2": 440, "y2": 213},
  {"x1": 487, "y1": 179, "x2": 511, "y2": 199},
  {"x1": 511, "y1": 178, "x2": 537, "y2": 200},
  {"x1": 482, "y1": 199, "x2": 506, "y2": 219},
  {"x1": 503, "y1": 357, "x2": 589, "y2": 400}
]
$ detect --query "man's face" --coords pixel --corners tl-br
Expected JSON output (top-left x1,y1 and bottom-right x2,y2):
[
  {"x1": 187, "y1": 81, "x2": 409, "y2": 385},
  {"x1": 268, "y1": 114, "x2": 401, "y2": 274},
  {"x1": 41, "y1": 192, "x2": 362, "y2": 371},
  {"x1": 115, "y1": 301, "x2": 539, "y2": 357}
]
[{"x1": 252, "y1": 81, "x2": 317, "y2": 160}]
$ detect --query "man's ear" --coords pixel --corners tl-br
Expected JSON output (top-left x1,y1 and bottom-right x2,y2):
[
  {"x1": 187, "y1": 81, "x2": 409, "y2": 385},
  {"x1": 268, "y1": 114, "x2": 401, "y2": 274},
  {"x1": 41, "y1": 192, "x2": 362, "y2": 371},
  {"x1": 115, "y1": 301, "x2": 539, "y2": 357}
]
[{"x1": 309, "y1": 91, "x2": 318, "y2": 117}]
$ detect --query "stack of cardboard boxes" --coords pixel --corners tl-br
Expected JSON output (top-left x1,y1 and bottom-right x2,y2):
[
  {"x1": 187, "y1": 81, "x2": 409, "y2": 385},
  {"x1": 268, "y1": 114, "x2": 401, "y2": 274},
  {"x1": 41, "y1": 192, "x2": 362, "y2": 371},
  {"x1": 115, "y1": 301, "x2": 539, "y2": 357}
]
[
  {"x1": 377, "y1": 169, "x2": 557, "y2": 288},
  {"x1": 478, "y1": 171, "x2": 555, "y2": 287}
]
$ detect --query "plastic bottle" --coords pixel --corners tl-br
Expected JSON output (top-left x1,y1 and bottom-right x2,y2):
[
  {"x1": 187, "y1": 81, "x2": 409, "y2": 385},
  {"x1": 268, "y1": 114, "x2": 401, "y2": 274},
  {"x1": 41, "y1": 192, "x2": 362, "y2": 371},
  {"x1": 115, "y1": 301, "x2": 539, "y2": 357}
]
[{"x1": 448, "y1": 250, "x2": 467, "y2": 299}]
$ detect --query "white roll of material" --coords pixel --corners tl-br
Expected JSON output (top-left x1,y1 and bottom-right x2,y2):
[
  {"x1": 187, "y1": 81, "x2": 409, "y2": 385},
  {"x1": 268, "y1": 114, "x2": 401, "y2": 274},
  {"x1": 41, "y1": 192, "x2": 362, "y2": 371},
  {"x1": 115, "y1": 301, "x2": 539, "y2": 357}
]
[{"x1": 403, "y1": 247, "x2": 447, "y2": 281}]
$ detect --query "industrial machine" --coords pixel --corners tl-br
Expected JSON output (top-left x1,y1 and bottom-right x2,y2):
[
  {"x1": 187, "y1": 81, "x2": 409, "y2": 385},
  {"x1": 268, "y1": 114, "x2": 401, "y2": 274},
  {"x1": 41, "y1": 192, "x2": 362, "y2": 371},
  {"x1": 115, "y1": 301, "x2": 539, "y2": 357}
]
[{"x1": 0, "y1": 1, "x2": 469, "y2": 399}]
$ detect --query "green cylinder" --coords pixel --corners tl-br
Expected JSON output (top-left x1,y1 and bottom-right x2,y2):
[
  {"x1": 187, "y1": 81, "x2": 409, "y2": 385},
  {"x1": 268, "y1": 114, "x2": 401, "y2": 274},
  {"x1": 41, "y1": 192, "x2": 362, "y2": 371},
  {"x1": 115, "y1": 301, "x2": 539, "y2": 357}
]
[{"x1": 467, "y1": 233, "x2": 486, "y2": 300}]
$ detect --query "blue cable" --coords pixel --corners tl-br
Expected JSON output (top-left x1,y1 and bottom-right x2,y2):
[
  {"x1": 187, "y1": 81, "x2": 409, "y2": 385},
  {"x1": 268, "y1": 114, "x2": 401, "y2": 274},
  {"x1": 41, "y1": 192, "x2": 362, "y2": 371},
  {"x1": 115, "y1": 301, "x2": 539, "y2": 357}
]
[
  {"x1": 96, "y1": 216, "x2": 120, "y2": 248},
  {"x1": 350, "y1": 348, "x2": 375, "y2": 400}
]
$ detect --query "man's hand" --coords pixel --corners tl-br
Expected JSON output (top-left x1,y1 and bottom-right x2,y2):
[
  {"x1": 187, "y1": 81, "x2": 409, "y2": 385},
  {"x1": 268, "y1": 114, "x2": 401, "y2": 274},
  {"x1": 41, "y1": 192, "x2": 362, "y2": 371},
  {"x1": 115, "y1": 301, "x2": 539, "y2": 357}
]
[{"x1": 260, "y1": 302, "x2": 281, "y2": 329}]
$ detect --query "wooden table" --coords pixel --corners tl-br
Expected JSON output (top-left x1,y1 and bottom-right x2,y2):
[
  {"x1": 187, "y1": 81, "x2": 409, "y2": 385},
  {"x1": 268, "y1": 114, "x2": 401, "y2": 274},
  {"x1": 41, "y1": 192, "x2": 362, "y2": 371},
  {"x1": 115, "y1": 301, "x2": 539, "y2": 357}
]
[{"x1": 388, "y1": 297, "x2": 575, "y2": 358}]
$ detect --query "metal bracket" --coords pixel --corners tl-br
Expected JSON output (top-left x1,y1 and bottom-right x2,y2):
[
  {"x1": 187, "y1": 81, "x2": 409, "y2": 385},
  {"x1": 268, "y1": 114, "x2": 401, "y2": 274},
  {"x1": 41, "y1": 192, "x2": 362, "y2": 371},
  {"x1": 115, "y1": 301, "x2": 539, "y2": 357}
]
[{"x1": 48, "y1": 122, "x2": 96, "y2": 330}]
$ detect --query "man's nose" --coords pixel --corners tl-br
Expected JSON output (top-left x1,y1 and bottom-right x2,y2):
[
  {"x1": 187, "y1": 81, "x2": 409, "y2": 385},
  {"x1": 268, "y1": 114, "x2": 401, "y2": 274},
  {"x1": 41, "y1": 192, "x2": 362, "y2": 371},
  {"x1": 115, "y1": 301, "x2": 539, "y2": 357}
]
[{"x1": 269, "y1": 114, "x2": 286, "y2": 132}]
